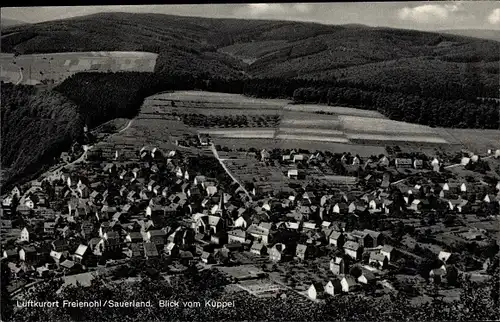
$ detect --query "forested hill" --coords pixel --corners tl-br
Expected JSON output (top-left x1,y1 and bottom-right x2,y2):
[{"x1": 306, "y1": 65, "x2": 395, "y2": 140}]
[
  {"x1": 2, "y1": 12, "x2": 499, "y2": 97},
  {"x1": 0, "y1": 83, "x2": 84, "y2": 189}
]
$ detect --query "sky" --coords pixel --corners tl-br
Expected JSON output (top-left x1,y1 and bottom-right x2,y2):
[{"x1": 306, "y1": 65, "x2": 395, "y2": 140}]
[{"x1": 2, "y1": 2, "x2": 500, "y2": 31}]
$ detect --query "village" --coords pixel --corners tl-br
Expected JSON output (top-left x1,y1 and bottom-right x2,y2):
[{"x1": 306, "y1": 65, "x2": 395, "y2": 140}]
[{"x1": 1, "y1": 130, "x2": 499, "y2": 304}]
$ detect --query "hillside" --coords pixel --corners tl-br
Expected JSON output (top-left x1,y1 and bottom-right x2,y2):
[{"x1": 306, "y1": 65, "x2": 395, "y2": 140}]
[
  {"x1": 0, "y1": 13, "x2": 498, "y2": 187},
  {"x1": 1, "y1": 13, "x2": 498, "y2": 94},
  {"x1": 439, "y1": 29, "x2": 500, "y2": 43},
  {"x1": 0, "y1": 18, "x2": 28, "y2": 28},
  {"x1": 0, "y1": 83, "x2": 84, "y2": 188}
]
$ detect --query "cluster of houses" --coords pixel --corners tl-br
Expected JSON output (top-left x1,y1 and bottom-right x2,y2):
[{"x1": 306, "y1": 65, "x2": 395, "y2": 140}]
[{"x1": 1, "y1": 144, "x2": 499, "y2": 298}]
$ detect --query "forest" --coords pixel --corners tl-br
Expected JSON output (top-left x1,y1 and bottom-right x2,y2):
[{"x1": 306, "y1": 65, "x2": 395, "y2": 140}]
[
  {"x1": 2, "y1": 259, "x2": 499, "y2": 322},
  {"x1": 0, "y1": 83, "x2": 84, "y2": 190}
]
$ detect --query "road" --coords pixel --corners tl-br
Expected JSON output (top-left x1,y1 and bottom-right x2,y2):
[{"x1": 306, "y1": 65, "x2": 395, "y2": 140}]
[
  {"x1": 117, "y1": 119, "x2": 134, "y2": 134},
  {"x1": 15, "y1": 67, "x2": 23, "y2": 85},
  {"x1": 210, "y1": 143, "x2": 252, "y2": 201}
]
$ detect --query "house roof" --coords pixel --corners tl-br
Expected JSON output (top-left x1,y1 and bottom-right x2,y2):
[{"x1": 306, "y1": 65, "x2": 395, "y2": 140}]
[
  {"x1": 228, "y1": 229, "x2": 246, "y2": 238},
  {"x1": 381, "y1": 245, "x2": 394, "y2": 253},
  {"x1": 370, "y1": 252, "x2": 387, "y2": 262},
  {"x1": 251, "y1": 243, "x2": 265, "y2": 251},
  {"x1": 342, "y1": 276, "x2": 357, "y2": 287},
  {"x1": 330, "y1": 231, "x2": 343, "y2": 240},
  {"x1": 331, "y1": 256, "x2": 343, "y2": 265},
  {"x1": 75, "y1": 245, "x2": 88, "y2": 257},
  {"x1": 143, "y1": 243, "x2": 159, "y2": 256},
  {"x1": 344, "y1": 241, "x2": 361, "y2": 251},
  {"x1": 60, "y1": 260, "x2": 75, "y2": 269},
  {"x1": 148, "y1": 230, "x2": 166, "y2": 237},
  {"x1": 310, "y1": 282, "x2": 324, "y2": 292}
]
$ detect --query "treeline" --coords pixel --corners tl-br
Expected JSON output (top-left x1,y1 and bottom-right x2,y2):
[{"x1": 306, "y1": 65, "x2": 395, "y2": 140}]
[
  {"x1": 0, "y1": 82, "x2": 84, "y2": 189},
  {"x1": 4, "y1": 263, "x2": 499, "y2": 322},
  {"x1": 160, "y1": 76, "x2": 499, "y2": 129},
  {"x1": 293, "y1": 86, "x2": 499, "y2": 129},
  {"x1": 54, "y1": 72, "x2": 165, "y2": 129}
]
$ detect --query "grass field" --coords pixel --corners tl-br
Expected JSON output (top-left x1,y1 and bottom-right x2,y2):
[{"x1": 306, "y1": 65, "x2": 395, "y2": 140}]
[
  {"x1": 198, "y1": 129, "x2": 276, "y2": 139},
  {"x1": 0, "y1": 51, "x2": 157, "y2": 85},
  {"x1": 339, "y1": 115, "x2": 439, "y2": 135},
  {"x1": 94, "y1": 91, "x2": 495, "y2": 164},
  {"x1": 285, "y1": 104, "x2": 385, "y2": 118}
]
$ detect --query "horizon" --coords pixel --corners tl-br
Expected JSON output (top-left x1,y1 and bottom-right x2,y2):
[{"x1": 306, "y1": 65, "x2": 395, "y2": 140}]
[{"x1": 2, "y1": 3, "x2": 500, "y2": 31}]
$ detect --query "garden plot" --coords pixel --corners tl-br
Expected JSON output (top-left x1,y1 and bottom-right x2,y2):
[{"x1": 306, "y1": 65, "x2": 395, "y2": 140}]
[
  {"x1": 346, "y1": 133, "x2": 448, "y2": 144},
  {"x1": 198, "y1": 129, "x2": 276, "y2": 139},
  {"x1": 280, "y1": 118, "x2": 342, "y2": 128},
  {"x1": 278, "y1": 127, "x2": 345, "y2": 136},
  {"x1": 339, "y1": 115, "x2": 440, "y2": 135},
  {"x1": 276, "y1": 133, "x2": 350, "y2": 143},
  {"x1": 285, "y1": 104, "x2": 385, "y2": 118},
  {"x1": 152, "y1": 91, "x2": 289, "y2": 108}
]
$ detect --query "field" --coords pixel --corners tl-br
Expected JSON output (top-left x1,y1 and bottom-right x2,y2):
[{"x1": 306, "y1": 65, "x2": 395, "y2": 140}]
[
  {"x1": 198, "y1": 129, "x2": 276, "y2": 139},
  {"x1": 0, "y1": 51, "x2": 157, "y2": 85},
  {"x1": 97, "y1": 91, "x2": 496, "y2": 165},
  {"x1": 285, "y1": 104, "x2": 385, "y2": 118}
]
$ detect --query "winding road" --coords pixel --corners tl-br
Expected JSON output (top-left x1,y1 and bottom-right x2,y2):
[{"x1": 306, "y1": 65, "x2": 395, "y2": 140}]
[{"x1": 210, "y1": 143, "x2": 252, "y2": 201}]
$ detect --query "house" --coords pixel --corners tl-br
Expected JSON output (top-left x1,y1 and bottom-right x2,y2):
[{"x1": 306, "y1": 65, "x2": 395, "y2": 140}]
[
  {"x1": 126, "y1": 232, "x2": 144, "y2": 243},
  {"x1": 344, "y1": 241, "x2": 362, "y2": 260},
  {"x1": 348, "y1": 201, "x2": 367, "y2": 214},
  {"x1": 296, "y1": 244, "x2": 311, "y2": 260},
  {"x1": 143, "y1": 243, "x2": 159, "y2": 259},
  {"x1": 201, "y1": 251, "x2": 216, "y2": 264},
  {"x1": 484, "y1": 194, "x2": 497, "y2": 203},
  {"x1": 44, "y1": 222, "x2": 56, "y2": 235},
  {"x1": 250, "y1": 243, "x2": 267, "y2": 256},
  {"x1": 429, "y1": 268, "x2": 446, "y2": 284},
  {"x1": 307, "y1": 283, "x2": 324, "y2": 300},
  {"x1": 227, "y1": 229, "x2": 246, "y2": 244},
  {"x1": 3, "y1": 249, "x2": 18, "y2": 261},
  {"x1": 269, "y1": 243, "x2": 286, "y2": 262},
  {"x1": 260, "y1": 149, "x2": 270, "y2": 161},
  {"x1": 287, "y1": 169, "x2": 299, "y2": 179},
  {"x1": 413, "y1": 159, "x2": 423, "y2": 169},
  {"x1": 330, "y1": 257, "x2": 347, "y2": 275},
  {"x1": 19, "y1": 247, "x2": 36, "y2": 262},
  {"x1": 325, "y1": 279, "x2": 342, "y2": 296},
  {"x1": 395, "y1": 158, "x2": 412, "y2": 168},
  {"x1": 332, "y1": 202, "x2": 348, "y2": 214},
  {"x1": 365, "y1": 229, "x2": 383, "y2": 247},
  {"x1": 357, "y1": 270, "x2": 377, "y2": 284},
  {"x1": 164, "y1": 242, "x2": 179, "y2": 257},
  {"x1": 380, "y1": 245, "x2": 395, "y2": 262},
  {"x1": 50, "y1": 250, "x2": 64, "y2": 265},
  {"x1": 340, "y1": 276, "x2": 358, "y2": 293},
  {"x1": 73, "y1": 245, "x2": 90, "y2": 264},
  {"x1": 379, "y1": 156, "x2": 390, "y2": 167},
  {"x1": 369, "y1": 252, "x2": 388, "y2": 269},
  {"x1": 147, "y1": 230, "x2": 167, "y2": 245},
  {"x1": 180, "y1": 251, "x2": 194, "y2": 266},
  {"x1": 438, "y1": 251, "x2": 452, "y2": 264},
  {"x1": 206, "y1": 186, "x2": 218, "y2": 197},
  {"x1": 20, "y1": 227, "x2": 31, "y2": 242},
  {"x1": 329, "y1": 231, "x2": 345, "y2": 248}
]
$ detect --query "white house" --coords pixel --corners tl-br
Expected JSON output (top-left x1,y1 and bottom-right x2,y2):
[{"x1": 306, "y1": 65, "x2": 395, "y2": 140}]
[
  {"x1": 287, "y1": 169, "x2": 298, "y2": 179},
  {"x1": 325, "y1": 280, "x2": 342, "y2": 296},
  {"x1": 20, "y1": 227, "x2": 30, "y2": 242},
  {"x1": 340, "y1": 276, "x2": 357, "y2": 293},
  {"x1": 307, "y1": 283, "x2": 324, "y2": 300}
]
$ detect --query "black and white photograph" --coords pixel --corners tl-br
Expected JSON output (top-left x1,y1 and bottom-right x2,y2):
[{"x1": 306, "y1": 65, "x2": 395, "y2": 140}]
[{"x1": 0, "y1": 2, "x2": 499, "y2": 321}]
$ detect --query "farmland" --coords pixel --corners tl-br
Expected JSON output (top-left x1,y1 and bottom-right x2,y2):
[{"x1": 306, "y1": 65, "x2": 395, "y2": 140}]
[
  {"x1": 0, "y1": 51, "x2": 157, "y2": 85},
  {"x1": 98, "y1": 90, "x2": 496, "y2": 164}
]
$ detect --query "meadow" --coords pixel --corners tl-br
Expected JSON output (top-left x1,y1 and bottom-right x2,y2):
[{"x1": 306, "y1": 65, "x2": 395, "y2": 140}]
[
  {"x1": 100, "y1": 91, "x2": 493, "y2": 163},
  {"x1": 0, "y1": 51, "x2": 157, "y2": 85}
]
